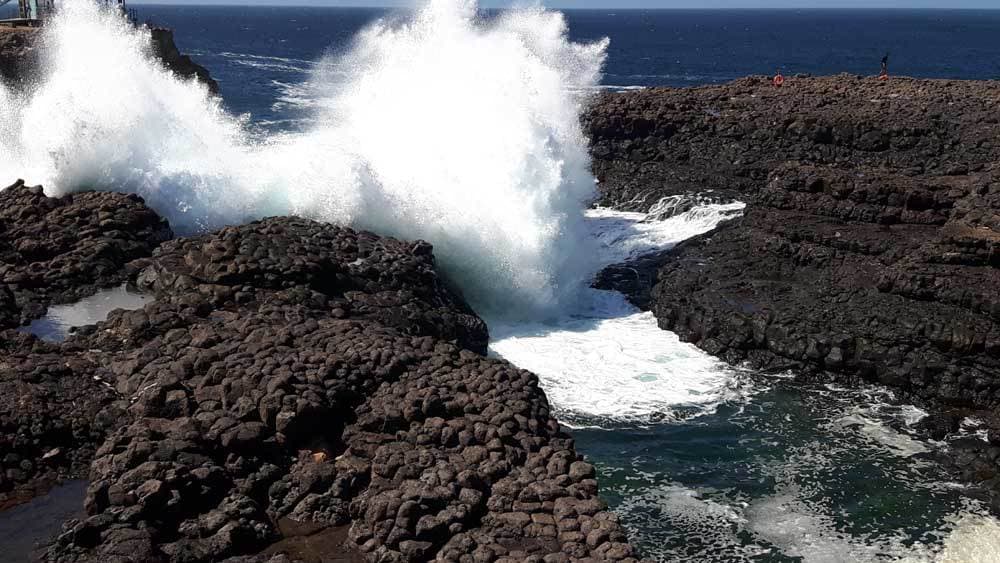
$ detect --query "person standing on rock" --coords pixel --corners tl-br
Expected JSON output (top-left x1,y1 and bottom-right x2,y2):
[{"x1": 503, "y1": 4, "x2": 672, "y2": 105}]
[{"x1": 879, "y1": 53, "x2": 889, "y2": 80}]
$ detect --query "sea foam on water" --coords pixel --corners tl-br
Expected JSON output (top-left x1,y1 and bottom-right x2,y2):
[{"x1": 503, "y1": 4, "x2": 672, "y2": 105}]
[{"x1": 0, "y1": 0, "x2": 608, "y2": 317}]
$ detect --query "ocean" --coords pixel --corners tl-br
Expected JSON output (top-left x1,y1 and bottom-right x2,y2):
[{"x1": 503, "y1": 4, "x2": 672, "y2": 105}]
[
  {"x1": 3, "y1": 3, "x2": 1000, "y2": 561},
  {"x1": 125, "y1": 6, "x2": 1000, "y2": 130}
]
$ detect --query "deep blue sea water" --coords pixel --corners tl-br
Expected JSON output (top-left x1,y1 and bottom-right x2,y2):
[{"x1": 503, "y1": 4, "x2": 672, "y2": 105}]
[{"x1": 122, "y1": 6, "x2": 1000, "y2": 128}]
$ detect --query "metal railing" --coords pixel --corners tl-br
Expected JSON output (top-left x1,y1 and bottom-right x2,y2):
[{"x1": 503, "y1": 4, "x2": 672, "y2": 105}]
[{"x1": 1, "y1": 0, "x2": 139, "y2": 28}]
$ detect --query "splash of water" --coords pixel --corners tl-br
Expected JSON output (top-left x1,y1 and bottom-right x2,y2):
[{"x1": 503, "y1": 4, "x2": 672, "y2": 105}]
[
  {"x1": 0, "y1": 0, "x2": 254, "y2": 230},
  {"x1": 0, "y1": 0, "x2": 608, "y2": 317},
  {"x1": 490, "y1": 202, "x2": 748, "y2": 425}
]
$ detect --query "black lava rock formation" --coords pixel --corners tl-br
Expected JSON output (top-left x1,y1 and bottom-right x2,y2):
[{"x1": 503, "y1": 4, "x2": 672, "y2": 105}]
[
  {"x1": 0, "y1": 182, "x2": 169, "y2": 512},
  {"x1": 585, "y1": 75, "x2": 1000, "y2": 212},
  {"x1": 0, "y1": 180, "x2": 172, "y2": 329},
  {"x1": 586, "y1": 75, "x2": 1000, "y2": 507},
  {"x1": 150, "y1": 28, "x2": 219, "y2": 94},
  {"x1": 0, "y1": 185, "x2": 644, "y2": 561},
  {"x1": 0, "y1": 331, "x2": 124, "y2": 511}
]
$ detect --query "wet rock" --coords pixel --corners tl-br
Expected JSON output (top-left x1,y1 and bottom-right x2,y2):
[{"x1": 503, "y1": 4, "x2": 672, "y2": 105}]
[
  {"x1": 588, "y1": 76, "x2": 1000, "y2": 511},
  {"x1": 591, "y1": 249, "x2": 672, "y2": 311},
  {"x1": 150, "y1": 28, "x2": 219, "y2": 94},
  {"x1": 589, "y1": 77, "x2": 1000, "y2": 408},
  {"x1": 0, "y1": 180, "x2": 171, "y2": 329},
  {"x1": 0, "y1": 331, "x2": 124, "y2": 510},
  {"x1": 23, "y1": 217, "x2": 637, "y2": 562}
]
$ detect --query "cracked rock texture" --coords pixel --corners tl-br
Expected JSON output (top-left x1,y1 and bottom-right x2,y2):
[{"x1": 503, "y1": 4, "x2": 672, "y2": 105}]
[
  {"x1": 587, "y1": 75, "x2": 1000, "y2": 506},
  {"x1": 0, "y1": 180, "x2": 172, "y2": 329},
  {"x1": 0, "y1": 188, "x2": 644, "y2": 562}
]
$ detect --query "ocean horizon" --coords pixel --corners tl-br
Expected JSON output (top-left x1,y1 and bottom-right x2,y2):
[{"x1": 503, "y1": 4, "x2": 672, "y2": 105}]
[{"x1": 63, "y1": 4, "x2": 999, "y2": 130}]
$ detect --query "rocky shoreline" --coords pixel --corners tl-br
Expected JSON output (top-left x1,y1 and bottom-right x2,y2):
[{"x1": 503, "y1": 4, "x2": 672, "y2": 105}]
[
  {"x1": 1, "y1": 23, "x2": 648, "y2": 562},
  {"x1": 0, "y1": 182, "x2": 644, "y2": 562},
  {"x1": 4, "y1": 68, "x2": 1000, "y2": 560},
  {"x1": 587, "y1": 75, "x2": 1000, "y2": 509}
]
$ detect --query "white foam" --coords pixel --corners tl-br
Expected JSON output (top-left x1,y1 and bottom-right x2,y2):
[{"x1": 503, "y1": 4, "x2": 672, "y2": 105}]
[
  {"x1": 490, "y1": 202, "x2": 745, "y2": 424},
  {"x1": 595, "y1": 84, "x2": 646, "y2": 92},
  {"x1": 217, "y1": 50, "x2": 313, "y2": 73},
  {"x1": 0, "y1": 0, "x2": 259, "y2": 232},
  {"x1": 0, "y1": 0, "x2": 609, "y2": 318},
  {"x1": 746, "y1": 490, "x2": 1000, "y2": 563},
  {"x1": 929, "y1": 513, "x2": 1000, "y2": 563},
  {"x1": 959, "y1": 417, "x2": 992, "y2": 443},
  {"x1": 270, "y1": 80, "x2": 321, "y2": 111},
  {"x1": 619, "y1": 465, "x2": 1000, "y2": 563},
  {"x1": 744, "y1": 488, "x2": 917, "y2": 563},
  {"x1": 228, "y1": 58, "x2": 309, "y2": 73},
  {"x1": 738, "y1": 386, "x2": 1000, "y2": 563},
  {"x1": 218, "y1": 51, "x2": 314, "y2": 66},
  {"x1": 612, "y1": 483, "x2": 772, "y2": 561},
  {"x1": 587, "y1": 201, "x2": 745, "y2": 265},
  {"x1": 490, "y1": 290, "x2": 740, "y2": 425},
  {"x1": 830, "y1": 411, "x2": 930, "y2": 458}
]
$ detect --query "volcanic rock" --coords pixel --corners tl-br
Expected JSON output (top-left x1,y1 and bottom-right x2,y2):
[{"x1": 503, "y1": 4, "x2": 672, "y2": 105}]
[
  {"x1": 12, "y1": 216, "x2": 641, "y2": 562},
  {"x1": 0, "y1": 331, "x2": 124, "y2": 510},
  {"x1": 0, "y1": 180, "x2": 171, "y2": 329},
  {"x1": 150, "y1": 28, "x2": 219, "y2": 94},
  {"x1": 0, "y1": 180, "x2": 166, "y2": 510},
  {"x1": 585, "y1": 75, "x2": 1000, "y2": 212},
  {"x1": 588, "y1": 75, "x2": 1000, "y2": 501}
]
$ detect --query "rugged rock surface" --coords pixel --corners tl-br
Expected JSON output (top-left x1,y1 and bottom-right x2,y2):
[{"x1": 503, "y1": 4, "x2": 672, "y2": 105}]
[
  {"x1": 0, "y1": 27, "x2": 39, "y2": 84},
  {"x1": 150, "y1": 28, "x2": 219, "y2": 95},
  {"x1": 654, "y1": 163, "x2": 1000, "y2": 400},
  {"x1": 0, "y1": 192, "x2": 642, "y2": 561},
  {"x1": 0, "y1": 25, "x2": 218, "y2": 93},
  {"x1": 586, "y1": 75, "x2": 1000, "y2": 212},
  {"x1": 587, "y1": 76, "x2": 1000, "y2": 503},
  {"x1": 0, "y1": 331, "x2": 124, "y2": 510},
  {"x1": 0, "y1": 180, "x2": 171, "y2": 329},
  {"x1": 591, "y1": 195, "x2": 744, "y2": 310},
  {"x1": 0, "y1": 181, "x2": 167, "y2": 510},
  {"x1": 592, "y1": 248, "x2": 673, "y2": 311}
]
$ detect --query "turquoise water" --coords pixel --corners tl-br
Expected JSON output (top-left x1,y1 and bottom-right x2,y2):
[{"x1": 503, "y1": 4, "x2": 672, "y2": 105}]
[
  {"x1": 490, "y1": 208, "x2": 1000, "y2": 562},
  {"x1": 574, "y1": 381, "x2": 997, "y2": 562}
]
